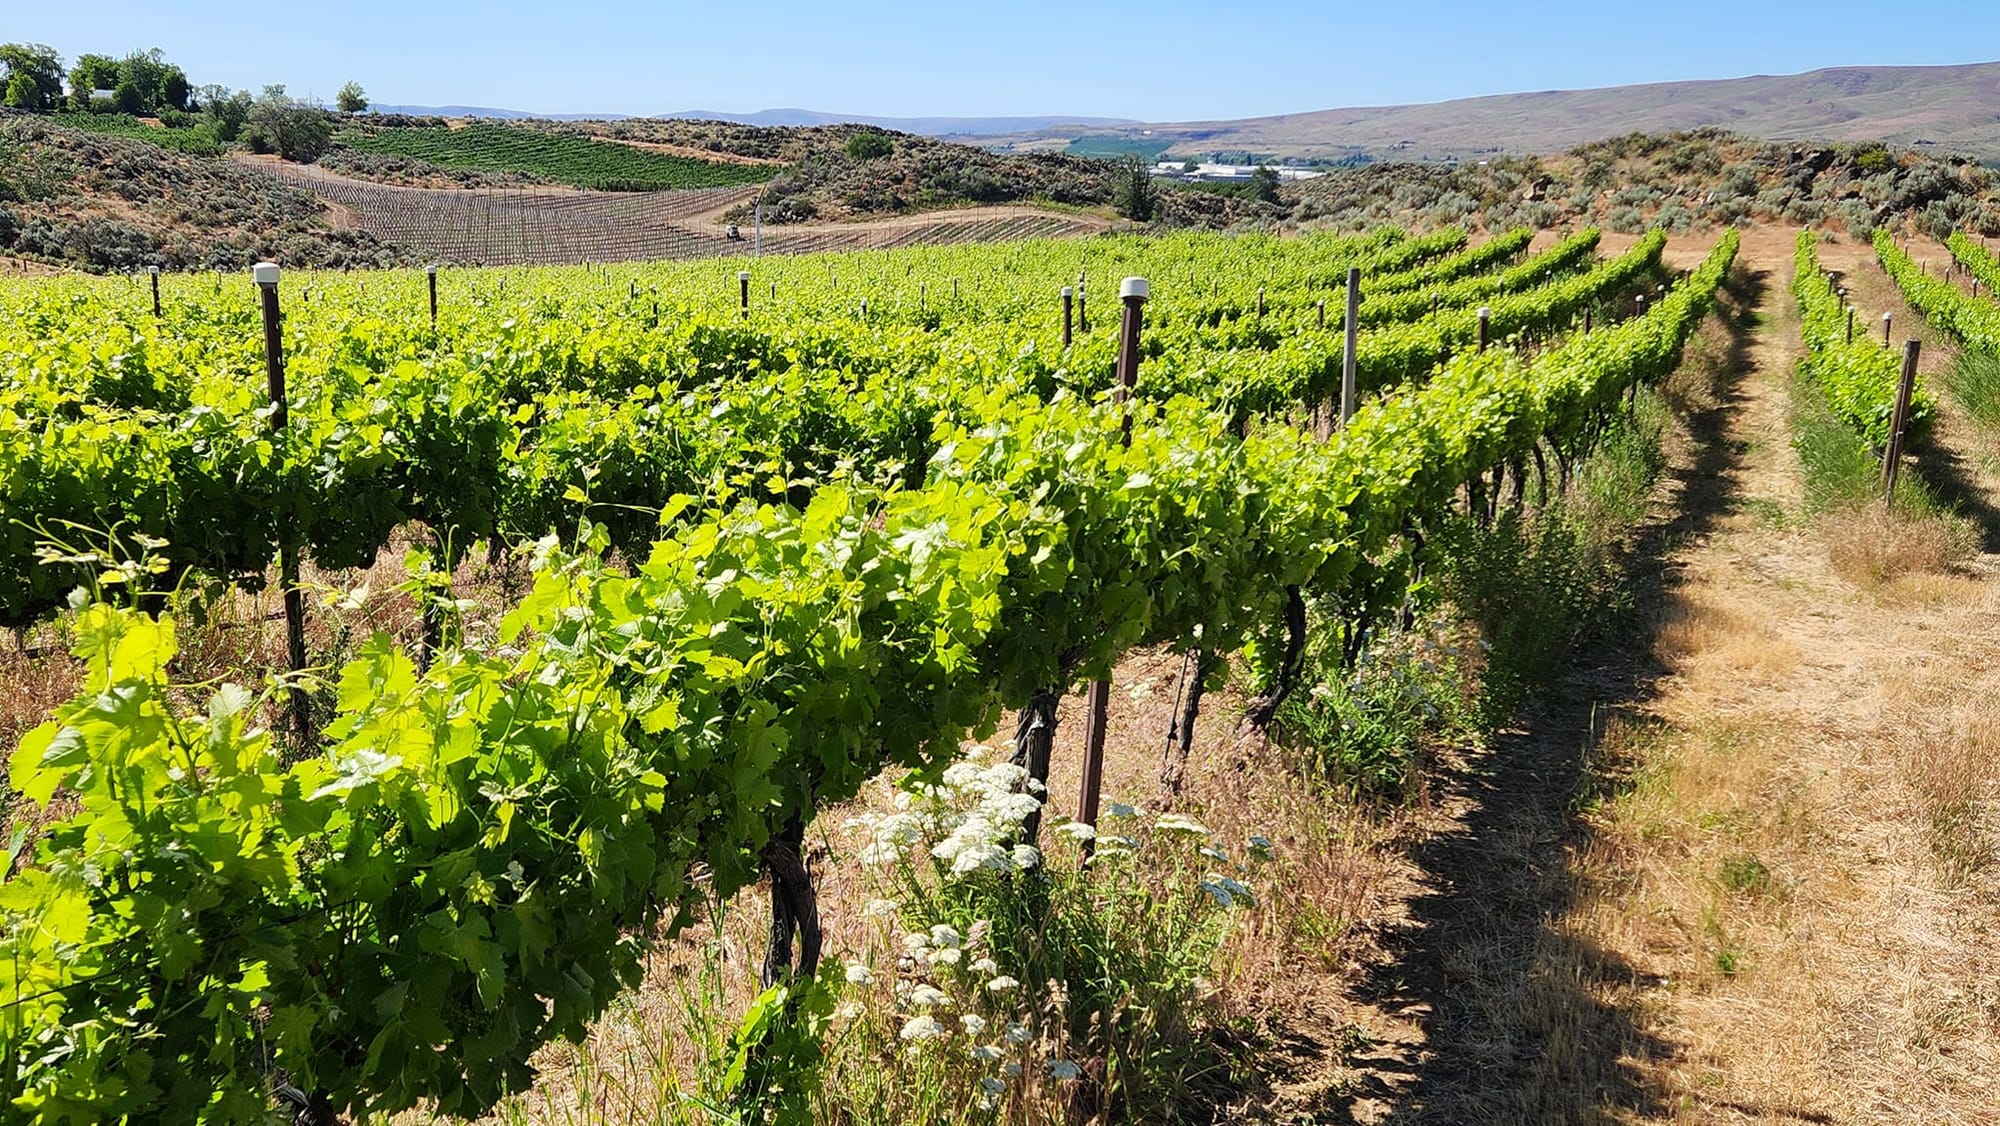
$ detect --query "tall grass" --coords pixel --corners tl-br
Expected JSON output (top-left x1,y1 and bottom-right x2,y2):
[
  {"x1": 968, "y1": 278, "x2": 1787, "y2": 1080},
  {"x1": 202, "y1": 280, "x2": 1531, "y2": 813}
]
[
  {"x1": 1945, "y1": 348, "x2": 2000, "y2": 430},
  {"x1": 1789, "y1": 365, "x2": 1976, "y2": 582},
  {"x1": 1280, "y1": 383, "x2": 1676, "y2": 803}
]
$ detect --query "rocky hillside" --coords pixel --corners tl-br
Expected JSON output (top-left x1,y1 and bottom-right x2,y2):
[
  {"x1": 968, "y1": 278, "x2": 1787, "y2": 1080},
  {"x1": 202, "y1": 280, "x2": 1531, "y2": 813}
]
[
  {"x1": 1286, "y1": 129, "x2": 2000, "y2": 240},
  {"x1": 576, "y1": 121, "x2": 1998, "y2": 240},
  {"x1": 0, "y1": 114, "x2": 414, "y2": 272}
]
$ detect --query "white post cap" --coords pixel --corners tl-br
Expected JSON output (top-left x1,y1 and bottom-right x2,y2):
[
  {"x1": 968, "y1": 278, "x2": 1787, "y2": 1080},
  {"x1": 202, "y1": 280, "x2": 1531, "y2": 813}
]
[
  {"x1": 1883, "y1": 312, "x2": 1893, "y2": 320},
  {"x1": 426, "y1": 264, "x2": 438, "y2": 275},
  {"x1": 1120, "y1": 277, "x2": 1149, "y2": 300},
  {"x1": 252, "y1": 262, "x2": 281, "y2": 285},
  {"x1": 739, "y1": 271, "x2": 752, "y2": 282},
  {"x1": 1477, "y1": 305, "x2": 1491, "y2": 317},
  {"x1": 148, "y1": 265, "x2": 159, "y2": 275}
]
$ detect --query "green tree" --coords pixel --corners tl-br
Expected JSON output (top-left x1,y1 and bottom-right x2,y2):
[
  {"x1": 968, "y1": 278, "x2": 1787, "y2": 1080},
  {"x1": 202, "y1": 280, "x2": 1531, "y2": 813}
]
[
  {"x1": 158, "y1": 65, "x2": 191, "y2": 113},
  {"x1": 844, "y1": 130, "x2": 893, "y2": 160},
  {"x1": 1247, "y1": 164, "x2": 1280, "y2": 204},
  {"x1": 68, "y1": 53, "x2": 120, "y2": 110},
  {"x1": 335, "y1": 81, "x2": 368, "y2": 114},
  {"x1": 1114, "y1": 153, "x2": 1155, "y2": 222},
  {"x1": 119, "y1": 50, "x2": 163, "y2": 110},
  {"x1": 2, "y1": 72, "x2": 35, "y2": 110},
  {"x1": 243, "y1": 85, "x2": 333, "y2": 161},
  {"x1": 0, "y1": 43, "x2": 65, "y2": 111},
  {"x1": 196, "y1": 85, "x2": 252, "y2": 142}
]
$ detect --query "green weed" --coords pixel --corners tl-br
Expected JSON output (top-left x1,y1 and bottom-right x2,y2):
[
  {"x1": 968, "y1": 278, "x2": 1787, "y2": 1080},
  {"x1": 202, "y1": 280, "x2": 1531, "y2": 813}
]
[
  {"x1": 1946, "y1": 348, "x2": 2000, "y2": 429},
  {"x1": 1719, "y1": 853, "x2": 1773, "y2": 897}
]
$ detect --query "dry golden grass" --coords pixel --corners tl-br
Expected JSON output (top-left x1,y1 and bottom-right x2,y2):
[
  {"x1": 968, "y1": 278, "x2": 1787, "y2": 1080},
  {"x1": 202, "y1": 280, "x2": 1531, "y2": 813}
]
[
  {"x1": 1652, "y1": 591, "x2": 1804, "y2": 699},
  {"x1": 1896, "y1": 698, "x2": 2000, "y2": 884},
  {"x1": 1820, "y1": 503, "x2": 1978, "y2": 587},
  {"x1": 1540, "y1": 272, "x2": 2000, "y2": 1122}
]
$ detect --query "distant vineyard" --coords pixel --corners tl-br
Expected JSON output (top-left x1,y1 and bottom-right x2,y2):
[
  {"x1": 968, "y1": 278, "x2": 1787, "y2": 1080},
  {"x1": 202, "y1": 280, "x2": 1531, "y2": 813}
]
[
  {"x1": 339, "y1": 122, "x2": 775, "y2": 191},
  {"x1": 254, "y1": 163, "x2": 1104, "y2": 265},
  {"x1": 47, "y1": 112, "x2": 223, "y2": 157}
]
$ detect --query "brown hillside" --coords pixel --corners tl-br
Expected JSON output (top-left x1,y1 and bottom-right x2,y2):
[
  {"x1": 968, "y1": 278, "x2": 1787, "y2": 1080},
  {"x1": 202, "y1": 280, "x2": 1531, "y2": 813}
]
[
  {"x1": 994, "y1": 62, "x2": 2000, "y2": 163},
  {"x1": 0, "y1": 115, "x2": 416, "y2": 271}
]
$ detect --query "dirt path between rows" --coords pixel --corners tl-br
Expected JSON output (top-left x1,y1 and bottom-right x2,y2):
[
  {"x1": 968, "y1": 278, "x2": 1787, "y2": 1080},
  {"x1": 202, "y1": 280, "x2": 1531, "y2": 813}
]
[{"x1": 1325, "y1": 230, "x2": 2000, "y2": 1123}]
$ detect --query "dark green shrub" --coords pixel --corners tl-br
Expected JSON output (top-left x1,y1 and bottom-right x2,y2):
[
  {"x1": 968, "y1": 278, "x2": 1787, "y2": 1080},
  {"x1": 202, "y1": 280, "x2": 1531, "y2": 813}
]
[{"x1": 843, "y1": 130, "x2": 893, "y2": 160}]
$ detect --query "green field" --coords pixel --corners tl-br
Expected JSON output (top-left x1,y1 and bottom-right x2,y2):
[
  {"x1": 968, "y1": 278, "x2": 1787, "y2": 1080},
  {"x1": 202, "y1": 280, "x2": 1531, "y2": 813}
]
[
  {"x1": 340, "y1": 121, "x2": 777, "y2": 190},
  {"x1": 1063, "y1": 136, "x2": 1175, "y2": 161},
  {"x1": 49, "y1": 112, "x2": 223, "y2": 157}
]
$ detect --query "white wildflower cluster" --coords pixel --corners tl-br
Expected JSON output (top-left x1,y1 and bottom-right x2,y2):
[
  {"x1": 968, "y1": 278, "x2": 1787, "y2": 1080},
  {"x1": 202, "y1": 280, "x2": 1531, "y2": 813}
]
[
  {"x1": 834, "y1": 750, "x2": 1090, "y2": 1108},
  {"x1": 836, "y1": 750, "x2": 1273, "y2": 1111},
  {"x1": 1154, "y1": 813, "x2": 1211, "y2": 836},
  {"x1": 843, "y1": 746, "x2": 1044, "y2": 876},
  {"x1": 929, "y1": 754, "x2": 1044, "y2": 875}
]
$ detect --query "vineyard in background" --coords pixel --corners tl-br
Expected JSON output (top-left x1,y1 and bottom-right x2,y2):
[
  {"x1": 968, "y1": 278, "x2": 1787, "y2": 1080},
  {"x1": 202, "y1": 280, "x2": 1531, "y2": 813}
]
[
  {"x1": 250, "y1": 162, "x2": 1111, "y2": 266},
  {"x1": 338, "y1": 122, "x2": 775, "y2": 192},
  {"x1": 0, "y1": 220, "x2": 1739, "y2": 1121}
]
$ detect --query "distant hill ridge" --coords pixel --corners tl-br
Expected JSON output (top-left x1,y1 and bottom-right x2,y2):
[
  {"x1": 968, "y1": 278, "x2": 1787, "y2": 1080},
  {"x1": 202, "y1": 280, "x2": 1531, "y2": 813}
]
[
  {"x1": 382, "y1": 61, "x2": 2000, "y2": 161},
  {"x1": 371, "y1": 105, "x2": 1136, "y2": 136},
  {"x1": 989, "y1": 62, "x2": 2000, "y2": 161}
]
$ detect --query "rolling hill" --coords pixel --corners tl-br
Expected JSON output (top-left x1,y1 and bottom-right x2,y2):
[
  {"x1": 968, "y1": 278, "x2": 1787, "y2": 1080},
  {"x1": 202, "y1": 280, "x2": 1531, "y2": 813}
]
[
  {"x1": 980, "y1": 63, "x2": 2000, "y2": 163},
  {"x1": 372, "y1": 64, "x2": 2000, "y2": 161},
  {"x1": 370, "y1": 106, "x2": 1136, "y2": 136}
]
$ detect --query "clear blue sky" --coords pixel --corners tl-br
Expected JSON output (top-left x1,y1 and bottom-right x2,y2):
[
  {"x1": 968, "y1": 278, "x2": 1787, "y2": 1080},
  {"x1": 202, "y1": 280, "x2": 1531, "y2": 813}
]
[{"x1": 7, "y1": 0, "x2": 1999, "y2": 120}]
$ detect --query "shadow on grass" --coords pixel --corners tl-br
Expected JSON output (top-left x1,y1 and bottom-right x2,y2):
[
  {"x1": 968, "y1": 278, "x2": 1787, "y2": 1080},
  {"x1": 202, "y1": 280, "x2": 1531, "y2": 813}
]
[
  {"x1": 1320, "y1": 263, "x2": 1773, "y2": 1124},
  {"x1": 1905, "y1": 351, "x2": 2000, "y2": 554}
]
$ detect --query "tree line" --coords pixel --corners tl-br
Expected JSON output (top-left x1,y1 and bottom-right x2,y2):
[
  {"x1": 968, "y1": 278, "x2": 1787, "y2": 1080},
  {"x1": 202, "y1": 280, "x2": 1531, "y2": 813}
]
[{"x1": 0, "y1": 42, "x2": 369, "y2": 160}]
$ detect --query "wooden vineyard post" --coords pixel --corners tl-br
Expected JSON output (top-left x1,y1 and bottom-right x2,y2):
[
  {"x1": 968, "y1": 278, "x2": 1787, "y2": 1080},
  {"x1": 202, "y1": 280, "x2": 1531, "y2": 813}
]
[
  {"x1": 1077, "y1": 279, "x2": 1087, "y2": 334},
  {"x1": 738, "y1": 270, "x2": 751, "y2": 318},
  {"x1": 1883, "y1": 312, "x2": 1893, "y2": 346},
  {"x1": 1883, "y1": 339, "x2": 1922, "y2": 502},
  {"x1": 1061, "y1": 285, "x2": 1074, "y2": 349},
  {"x1": 1846, "y1": 305, "x2": 1855, "y2": 345},
  {"x1": 1257, "y1": 285, "x2": 1266, "y2": 321},
  {"x1": 1583, "y1": 306, "x2": 1593, "y2": 334},
  {"x1": 426, "y1": 264, "x2": 438, "y2": 330},
  {"x1": 1477, "y1": 305, "x2": 1491, "y2": 353},
  {"x1": 1078, "y1": 276, "x2": 1148, "y2": 861},
  {"x1": 1637, "y1": 292, "x2": 1647, "y2": 319},
  {"x1": 148, "y1": 265, "x2": 161, "y2": 319},
  {"x1": 1340, "y1": 267, "x2": 1360, "y2": 429},
  {"x1": 1316, "y1": 299, "x2": 1326, "y2": 330},
  {"x1": 255, "y1": 262, "x2": 311, "y2": 743}
]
